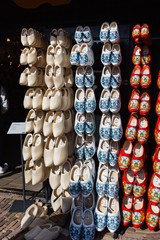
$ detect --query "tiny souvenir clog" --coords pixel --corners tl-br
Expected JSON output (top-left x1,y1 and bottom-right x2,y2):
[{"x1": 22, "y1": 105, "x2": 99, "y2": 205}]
[
  {"x1": 131, "y1": 142, "x2": 145, "y2": 175},
  {"x1": 101, "y1": 43, "x2": 112, "y2": 66},
  {"x1": 110, "y1": 89, "x2": 121, "y2": 113},
  {"x1": 146, "y1": 202, "x2": 159, "y2": 230},
  {"x1": 107, "y1": 168, "x2": 119, "y2": 198},
  {"x1": 139, "y1": 89, "x2": 151, "y2": 115},
  {"x1": 75, "y1": 135, "x2": 85, "y2": 159},
  {"x1": 122, "y1": 168, "x2": 134, "y2": 196},
  {"x1": 130, "y1": 65, "x2": 141, "y2": 88},
  {"x1": 154, "y1": 117, "x2": 160, "y2": 146},
  {"x1": 100, "y1": 66, "x2": 111, "y2": 89},
  {"x1": 111, "y1": 43, "x2": 122, "y2": 66},
  {"x1": 118, "y1": 141, "x2": 133, "y2": 171},
  {"x1": 111, "y1": 66, "x2": 122, "y2": 89},
  {"x1": 69, "y1": 207, "x2": 83, "y2": 240},
  {"x1": 122, "y1": 195, "x2": 133, "y2": 226},
  {"x1": 97, "y1": 139, "x2": 109, "y2": 164},
  {"x1": 85, "y1": 113, "x2": 96, "y2": 136},
  {"x1": 132, "y1": 45, "x2": 141, "y2": 65},
  {"x1": 70, "y1": 44, "x2": 80, "y2": 66},
  {"x1": 85, "y1": 88, "x2": 96, "y2": 113},
  {"x1": 132, "y1": 24, "x2": 141, "y2": 43},
  {"x1": 82, "y1": 209, "x2": 95, "y2": 240},
  {"x1": 109, "y1": 21, "x2": 120, "y2": 43},
  {"x1": 111, "y1": 113, "x2": 123, "y2": 142},
  {"x1": 141, "y1": 65, "x2": 152, "y2": 88},
  {"x1": 153, "y1": 147, "x2": 160, "y2": 177},
  {"x1": 137, "y1": 116, "x2": 149, "y2": 144},
  {"x1": 141, "y1": 24, "x2": 151, "y2": 45},
  {"x1": 84, "y1": 66, "x2": 95, "y2": 88},
  {"x1": 107, "y1": 197, "x2": 121, "y2": 233},
  {"x1": 80, "y1": 164, "x2": 94, "y2": 197},
  {"x1": 128, "y1": 89, "x2": 140, "y2": 113},
  {"x1": 99, "y1": 113, "x2": 112, "y2": 140},
  {"x1": 75, "y1": 66, "x2": 85, "y2": 88},
  {"x1": 74, "y1": 88, "x2": 85, "y2": 114},
  {"x1": 148, "y1": 173, "x2": 160, "y2": 205},
  {"x1": 133, "y1": 168, "x2": 147, "y2": 198},
  {"x1": 74, "y1": 112, "x2": 85, "y2": 136},
  {"x1": 125, "y1": 113, "x2": 138, "y2": 142},
  {"x1": 84, "y1": 135, "x2": 96, "y2": 159},
  {"x1": 141, "y1": 45, "x2": 151, "y2": 65},
  {"x1": 109, "y1": 140, "x2": 120, "y2": 166},
  {"x1": 96, "y1": 165, "x2": 108, "y2": 196},
  {"x1": 156, "y1": 92, "x2": 160, "y2": 117},
  {"x1": 99, "y1": 88, "x2": 111, "y2": 113},
  {"x1": 132, "y1": 197, "x2": 145, "y2": 228},
  {"x1": 94, "y1": 196, "x2": 108, "y2": 232},
  {"x1": 69, "y1": 165, "x2": 81, "y2": 198},
  {"x1": 100, "y1": 22, "x2": 110, "y2": 43}
]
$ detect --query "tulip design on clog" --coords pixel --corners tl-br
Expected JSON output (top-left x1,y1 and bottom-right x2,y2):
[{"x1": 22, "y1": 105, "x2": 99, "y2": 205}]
[
  {"x1": 148, "y1": 173, "x2": 160, "y2": 205},
  {"x1": 146, "y1": 202, "x2": 159, "y2": 230},
  {"x1": 137, "y1": 116, "x2": 149, "y2": 144},
  {"x1": 122, "y1": 195, "x2": 133, "y2": 226},
  {"x1": 128, "y1": 89, "x2": 140, "y2": 113},
  {"x1": 131, "y1": 142, "x2": 145, "y2": 175},
  {"x1": 132, "y1": 197, "x2": 145, "y2": 228},
  {"x1": 125, "y1": 113, "x2": 138, "y2": 142},
  {"x1": 122, "y1": 168, "x2": 134, "y2": 196},
  {"x1": 130, "y1": 65, "x2": 141, "y2": 88},
  {"x1": 118, "y1": 140, "x2": 133, "y2": 171}
]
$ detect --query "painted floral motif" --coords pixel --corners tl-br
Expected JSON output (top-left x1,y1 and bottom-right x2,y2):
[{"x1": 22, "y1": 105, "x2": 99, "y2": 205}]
[
  {"x1": 75, "y1": 122, "x2": 85, "y2": 135},
  {"x1": 122, "y1": 181, "x2": 133, "y2": 196},
  {"x1": 118, "y1": 155, "x2": 131, "y2": 170},
  {"x1": 131, "y1": 159, "x2": 144, "y2": 174},
  {"x1": 141, "y1": 75, "x2": 151, "y2": 88},
  {"x1": 146, "y1": 212, "x2": 159, "y2": 229},
  {"x1": 132, "y1": 55, "x2": 141, "y2": 65},
  {"x1": 85, "y1": 122, "x2": 95, "y2": 135},
  {"x1": 140, "y1": 101, "x2": 150, "y2": 115},
  {"x1": 70, "y1": 224, "x2": 82, "y2": 240},
  {"x1": 85, "y1": 75, "x2": 94, "y2": 87},
  {"x1": 94, "y1": 213, "x2": 107, "y2": 231},
  {"x1": 99, "y1": 127, "x2": 111, "y2": 140},
  {"x1": 133, "y1": 184, "x2": 146, "y2": 198},
  {"x1": 111, "y1": 75, "x2": 121, "y2": 88},
  {"x1": 137, "y1": 129, "x2": 149, "y2": 144},
  {"x1": 85, "y1": 100, "x2": 96, "y2": 113},
  {"x1": 128, "y1": 99, "x2": 139, "y2": 112},
  {"x1": 70, "y1": 52, "x2": 79, "y2": 65},
  {"x1": 100, "y1": 30, "x2": 109, "y2": 41},
  {"x1": 101, "y1": 76, "x2": 111, "y2": 88},
  {"x1": 112, "y1": 127, "x2": 122, "y2": 141},
  {"x1": 107, "y1": 215, "x2": 120, "y2": 232},
  {"x1": 154, "y1": 129, "x2": 160, "y2": 145},
  {"x1": 109, "y1": 152, "x2": 118, "y2": 166},
  {"x1": 110, "y1": 30, "x2": 118, "y2": 42},
  {"x1": 101, "y1": 53, "x2": 111, "y2": 65},
  {"x1": 75, "y1": 76, "x2": 84, "y2": 87},
  {"x1": 81, "y1": 226, "x2": 95, "y2": 240},
  {"x1": 132, "y1": 211, "x2": 145, "y2": 227},
  {"x1": 110, "y1": 99, "x2": 120, "y2": 112},
  {"x1": 153, "y1": 161, "x2": 160, "y2": 176},
  {"x1": 80, "y1": 54, "x2": 89, "y2": 65},
  {"x1": 111, "y1": 52, "x2": 121, "y2": 65},
  {"x1": 75, "y1": 145, "x2": 85, "y2": 159},
  {"x1": 125, "y1": 127, "x2": 137, "y2": 141},
  {"x1": 84, "y1": 146, "x2": 95, "y2": 159},
  {"x1": 75, "y1": 101, "x2": 85, "y2": 114},
  {"x1": 141, "y1": 55, "x2": 151, "y2": 65},
  {"x1": 122, "y1": 210, "x2": 132, "y2": 225},
  {"x1": 69, "y1": 182, "x2": 81, "y2": 197},
  {"x1": 106, "y1": 183, "x2": 119, "y2": 197},
  {"x1": 80, "y1": 180, "x2": 93, "y2": 197},
  {"x1": 148, "y1": 187, "x2": 160, "y2": 204},
  {"x1": 99, "y1": 99, "x2": 110, "y2": 112},
  {"x1": 96, "y1": 181, "x2": 107, "y2": 196},
  {"x1": 98, "y1": 150, "x2": 109, "y2": 163},
  {"x1": 130, "y1": 75, "x2": 140, "y2": 87}
]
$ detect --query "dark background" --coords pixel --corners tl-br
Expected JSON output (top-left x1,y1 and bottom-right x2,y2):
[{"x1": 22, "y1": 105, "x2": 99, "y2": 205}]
[{"x1": 0, "y1": 0, "x2": 159, "y2": 174}]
